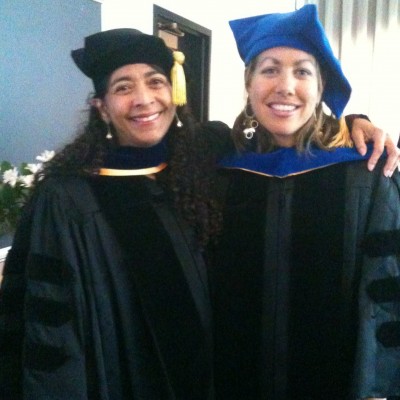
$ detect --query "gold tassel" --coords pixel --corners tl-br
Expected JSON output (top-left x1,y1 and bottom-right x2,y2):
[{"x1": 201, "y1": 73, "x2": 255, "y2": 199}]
[{"x1": 171, "y1": 51, "x2": 187, "y2": 106}]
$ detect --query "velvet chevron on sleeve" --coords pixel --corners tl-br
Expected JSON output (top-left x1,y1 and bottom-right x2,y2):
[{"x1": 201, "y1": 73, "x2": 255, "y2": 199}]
[
  {"x1": 212, "y1": 157, "x2": 400, "y2": 399},
  {"x1": 0, "y1": 175, "x2": 213, "y2": 400}
]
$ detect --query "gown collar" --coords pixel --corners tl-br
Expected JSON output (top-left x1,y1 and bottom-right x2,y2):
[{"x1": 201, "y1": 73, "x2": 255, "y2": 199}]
[
  {"x1": 219, "y1": 144, "x2": 374, "y2": 178},
  {"x1": 99, "y1": 138, "x2": 168, "y2": 176}
]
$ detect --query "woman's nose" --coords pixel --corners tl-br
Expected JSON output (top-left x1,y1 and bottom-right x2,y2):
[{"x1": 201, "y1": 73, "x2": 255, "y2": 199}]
[
  {"x1": 131, "y1": 84, "x2": 155, "y2": 106},
  {"x1": 275, "y1": 72, "x2": 295, "y2": 95}
]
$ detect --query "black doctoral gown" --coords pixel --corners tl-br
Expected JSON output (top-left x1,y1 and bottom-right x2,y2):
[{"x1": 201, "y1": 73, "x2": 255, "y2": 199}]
[
  {"x1": 0, "y1": 173, "x2": 213, "y2": 400},
  {"x1": 212, "y1": 158, "x2": 400, "y2": 400}
]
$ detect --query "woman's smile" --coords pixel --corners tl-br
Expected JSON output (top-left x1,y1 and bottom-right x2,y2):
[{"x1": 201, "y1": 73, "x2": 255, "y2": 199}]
[{"x1": 96, "y1": 63, "x2": 176, "y2": 147}]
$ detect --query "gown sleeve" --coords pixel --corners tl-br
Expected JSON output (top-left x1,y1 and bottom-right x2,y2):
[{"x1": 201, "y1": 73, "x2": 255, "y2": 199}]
[
  {"x1": 353, "y1": 163, "x2": 400, "y2": 398},
  {"x1": 0, "y1": 198, "x2": 32, "y2": 399},
  {"x1": 0, "y1": 179, "x2": 89, "y2": 400}
]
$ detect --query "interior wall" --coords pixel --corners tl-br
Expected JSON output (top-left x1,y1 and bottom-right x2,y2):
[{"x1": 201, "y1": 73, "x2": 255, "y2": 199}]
[
  {"x1": 101, "y1": 0, "x2": 296, "y2": 128},
  {"x1": 1, "y1": 0, "x2": 101, "y2": 165}
]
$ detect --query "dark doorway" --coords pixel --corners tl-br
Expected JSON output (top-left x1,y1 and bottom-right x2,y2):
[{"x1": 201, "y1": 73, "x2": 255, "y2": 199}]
[{"x1": 154, "y1": 5, "x2": 211, "y2": 123}]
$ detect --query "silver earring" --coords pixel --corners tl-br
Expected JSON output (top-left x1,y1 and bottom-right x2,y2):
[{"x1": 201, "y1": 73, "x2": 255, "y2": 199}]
[
  {"x1": 243, "y1": 103, "x2": 258, "y2": 139},
  {"x1": 175, "y1": 113, "x2": 183, "y2": 128},
  {"x1": 106, "y1": 123, "x2": 112, "y2": 140}
]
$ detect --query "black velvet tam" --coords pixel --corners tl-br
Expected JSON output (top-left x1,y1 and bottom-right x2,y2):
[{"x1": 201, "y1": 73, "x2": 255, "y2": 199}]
[{"x1": 71, "y1": 28, "x2": 173, "y2": 94}]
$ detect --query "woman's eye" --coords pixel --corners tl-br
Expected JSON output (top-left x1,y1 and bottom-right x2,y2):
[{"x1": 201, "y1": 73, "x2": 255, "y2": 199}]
[
  {"x1": 114, "y1": 84, "x2": 132, "y2": 94},
  {"x1": 296, "y1": 69, "x2": 312, "y2": 77},
  {"x1": 261, "y1": 67, "x2": 277, "y2": 75},
  {"x1": 149, "y1": 78, "x2": 167, "y2": 87}
]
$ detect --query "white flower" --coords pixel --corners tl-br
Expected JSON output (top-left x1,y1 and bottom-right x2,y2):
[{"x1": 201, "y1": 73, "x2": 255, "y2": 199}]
[
  {"x1": 36, "y1": 150, "x2": 55, "y2": 163},
  {"x1": 1, "y1": 150, "x2": 56, "y2": 235},
  {"x1": 19, "y1": 174, "x2": 35, "y2": 188},
  {"x1": 3, "y1": 167, "x2": 19, "y2": 187},
  {"x1": 26, "y1": 163, "x2": 43, "y2": 174}
]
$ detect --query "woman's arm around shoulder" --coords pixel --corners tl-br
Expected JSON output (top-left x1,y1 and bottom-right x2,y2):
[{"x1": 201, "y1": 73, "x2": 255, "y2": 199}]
[{"x1": 347, "y1": 115, "x2": 400, "y2": 177}]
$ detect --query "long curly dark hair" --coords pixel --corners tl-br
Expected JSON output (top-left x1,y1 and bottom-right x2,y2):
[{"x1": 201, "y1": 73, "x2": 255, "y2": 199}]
[{"x1": 36, "y1": 99, "x2": 222, "y2": 247}]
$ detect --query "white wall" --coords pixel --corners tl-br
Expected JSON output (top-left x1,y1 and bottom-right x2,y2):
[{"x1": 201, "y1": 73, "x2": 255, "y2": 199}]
[{"x1": 100, "y1": 0, "x2": 296, "y2": 127}]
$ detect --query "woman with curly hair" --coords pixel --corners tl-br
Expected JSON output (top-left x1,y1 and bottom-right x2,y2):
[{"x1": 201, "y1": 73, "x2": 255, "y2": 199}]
[{"x1": 0, "y1": 28, "x2": 230, "y2": 399}]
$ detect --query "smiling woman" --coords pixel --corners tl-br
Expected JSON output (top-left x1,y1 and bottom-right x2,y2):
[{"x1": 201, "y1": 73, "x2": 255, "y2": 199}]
[
  {"x1": 92, "y1": 64, "x2": 177, "y2": 147},
  {"x1": 0, "y1": 27, "x2": 231, "y2": 399},
  {"x1": 212, "y1": 5, "x2": 400, "y2": 399},
  {"x1": 246, "y1": 47, "x2": 322, "y2": 147}
]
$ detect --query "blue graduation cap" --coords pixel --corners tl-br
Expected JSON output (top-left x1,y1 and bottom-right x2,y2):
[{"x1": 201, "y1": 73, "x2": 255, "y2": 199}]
[{"x1": 229, "y1": 4, "x2": 351, "y2": 117}]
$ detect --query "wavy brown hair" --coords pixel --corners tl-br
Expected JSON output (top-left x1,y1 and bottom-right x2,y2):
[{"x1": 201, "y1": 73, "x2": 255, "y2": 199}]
[{"x1": 231, "y1": 55, "x2": 352, "y2": 154}]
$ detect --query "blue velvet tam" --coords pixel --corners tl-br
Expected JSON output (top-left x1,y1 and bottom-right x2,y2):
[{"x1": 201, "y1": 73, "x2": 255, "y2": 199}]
[{"x1": 229, "y1": 4, "x2": 352, "y2": 117}]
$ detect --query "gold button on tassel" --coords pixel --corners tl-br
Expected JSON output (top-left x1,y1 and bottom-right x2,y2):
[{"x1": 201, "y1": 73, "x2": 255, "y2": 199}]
[{"x1": 171, "y1": 51, "x2": 187, "y2": 106}]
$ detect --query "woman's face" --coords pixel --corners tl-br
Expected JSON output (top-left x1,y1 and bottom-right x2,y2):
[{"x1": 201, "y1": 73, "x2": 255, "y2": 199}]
[
  {"x1": 95, "y1": 63, "x2": 176, "y2": 147},
  {"x1": 247, "y1": 47, "x2": 322, "y2": 147}
]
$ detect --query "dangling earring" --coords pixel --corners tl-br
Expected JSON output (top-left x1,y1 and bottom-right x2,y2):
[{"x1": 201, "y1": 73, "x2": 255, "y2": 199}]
[
  {"x1": 175, "y1": 113, "x2": 183, "y2": 128},
  {"x1": 242, "y1": 103, "x2": 258, "y2": 139},
  {"x1": 106, "y1": 123, "x2": 113, "y2": 140}
]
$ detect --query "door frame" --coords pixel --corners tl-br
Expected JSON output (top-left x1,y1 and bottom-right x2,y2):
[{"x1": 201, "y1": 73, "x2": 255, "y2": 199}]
[{"x1": 153, "y1": 5, "x2": 211, "y2": 122}]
